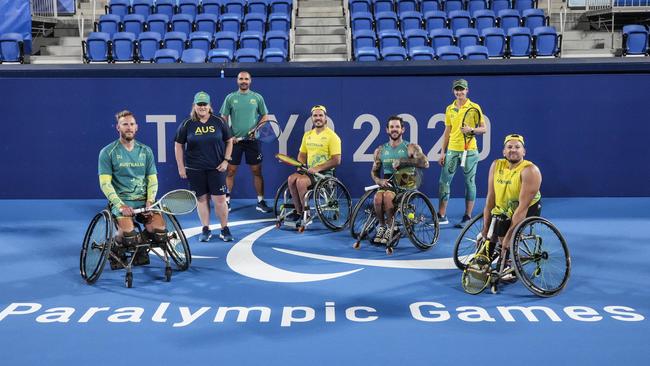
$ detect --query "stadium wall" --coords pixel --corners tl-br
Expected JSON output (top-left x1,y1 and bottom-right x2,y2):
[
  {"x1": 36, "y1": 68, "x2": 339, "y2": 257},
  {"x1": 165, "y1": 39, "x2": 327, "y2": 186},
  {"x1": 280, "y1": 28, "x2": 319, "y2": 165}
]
[{"x1": 1, "y1": 59, "x2": 649, "y2": 199}]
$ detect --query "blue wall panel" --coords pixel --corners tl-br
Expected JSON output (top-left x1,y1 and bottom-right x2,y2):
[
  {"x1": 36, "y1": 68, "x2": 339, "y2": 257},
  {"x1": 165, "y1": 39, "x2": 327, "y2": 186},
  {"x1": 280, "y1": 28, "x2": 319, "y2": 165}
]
[{"x1": 1, "y1": 72, "x2": 649, "y2": 199}]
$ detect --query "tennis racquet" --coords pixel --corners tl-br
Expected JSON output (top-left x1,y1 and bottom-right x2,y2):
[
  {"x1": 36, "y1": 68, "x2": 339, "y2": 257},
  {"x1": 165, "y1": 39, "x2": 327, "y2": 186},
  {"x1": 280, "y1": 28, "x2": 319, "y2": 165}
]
[
  {"x1": 364, "y1": 167, "x2": 422, "y2": 191},
  {"x1": 275, "y1": 153, "x2": 325, "y2": 179},
  {"x1": 242, "y1": 119, "x2": 281, "y2": 143},
  {"x1": 460, "y1": 107, "x2": 481, "y2": 168},
  {"x1": 133, "y1": 189, "x2": 197, "y2": 215}
]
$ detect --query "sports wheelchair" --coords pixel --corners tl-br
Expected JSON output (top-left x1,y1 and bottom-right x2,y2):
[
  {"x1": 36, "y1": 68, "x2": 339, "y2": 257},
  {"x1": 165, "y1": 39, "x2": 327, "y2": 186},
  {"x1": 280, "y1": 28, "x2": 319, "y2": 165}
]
[
  {"x1": 80, "y1": 209, "x2": 191, "y2": 288},
  {"x1": 454, "y1": 214, "x2": 571, "y2": 297},
  {"x1": 273, "y1": 168, "x2": 352, "y2": 232},
  {"x1": 349, "y1": 172, "x2": 440, "y2": 255}
]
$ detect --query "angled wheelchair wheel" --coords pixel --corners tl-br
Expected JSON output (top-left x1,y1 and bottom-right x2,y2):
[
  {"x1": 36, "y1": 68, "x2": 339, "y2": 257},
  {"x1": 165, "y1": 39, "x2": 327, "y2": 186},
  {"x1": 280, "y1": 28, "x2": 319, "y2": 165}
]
[
  {"x1": 80, "y1": 210, "x2": 113, "y2": 284},
  {"x1": 453, "y1": 214, "x2": 484, "y2": 270},
  {"x1": 273, "y1": 181, "x2": 291, "y2": 220},
  {"x1": 510, "y1": 216, "x2": 571, "y2": 297},
  {"x1": 162, "y1": 213, "x2": 191, "y2": 271},
  {"x1": 350, "y1": 188, "x2": 377, "y2": 240},
  {"x1": 401, "y1": 191, "x2": 439, "y2": 250},
  {"x1": 314, "y1": 177, "x2": 352, "y2": 231}
]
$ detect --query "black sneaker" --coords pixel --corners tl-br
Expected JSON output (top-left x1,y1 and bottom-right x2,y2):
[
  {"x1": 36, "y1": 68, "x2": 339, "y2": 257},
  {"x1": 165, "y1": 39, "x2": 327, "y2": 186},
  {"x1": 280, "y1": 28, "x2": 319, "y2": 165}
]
[
  {"x1": 286, "y1": 211, "x2": 300, "y2": 222},
  {"x1": 220, "y1": 226, "x2": 234, "y2": 242},
  {"x1": 454, "y1": 215, "x2": 472, "y2": 228},
  {"x1": 437, "y1": 213, "x2": 449, "y2": 225},
  {"x1": 133, "y1": 249, "x2": 150, "y2": 266},
  {"x1": 199, "y1": 226, "x2": 212, "y2": 242},
  {"x1": 256, "y1": 200, "x2": 272, "y2": 213}
]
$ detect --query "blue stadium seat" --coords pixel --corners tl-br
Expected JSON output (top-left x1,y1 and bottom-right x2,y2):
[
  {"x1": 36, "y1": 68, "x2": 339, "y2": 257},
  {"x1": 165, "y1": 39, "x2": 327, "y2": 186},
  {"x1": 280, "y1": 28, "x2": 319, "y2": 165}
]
[
  {"x1": 181, "y1": 48, "x2": 207, "y2": 63},
  {"x1": 214, "y1": 31, "x2": 239, "y2": 54},
  {"x1": 224, "y1": 0, "x2": 246, "y2": 17},
  {"x1": 244, "y1": 13, "x2": 267, "y2": 35},
  {"x1": 424, "y1": 10, "x2": 447, "y2": 31},
  {"x1": 533, "y1": 26, "x2": 560, "y2": 57},
  {"x1": 444, "y1": 0, "x2": 464, "y2": 13},
  {"x1": 429, "y1": 28, "x2": 454, "y2": 49},
  {"x1": 137, "y1": 31, "x2": 162, "y2": 62},
  {"x1": 195, "y1": 13, "x2": 219, "y2": 33},
  {"x1": 208, "y1": 48, "x2": 234, "y2": 62},
  {"x1": 154, "y1": 48, "x2": 180, "y2": 63},
  {"x1": 123, "y1": 14, "x2": 146, "y2": 37},
  {"x1": 622, "y1": 24, "x2": 649, "y2": 56},
  {"x1": 112, "y1": 32, "x2": 137, "y2": 62},
  {"x1": 154, "y1": 0, "x2": 177, "y2": 19},
  {"x1": 268, "y1": 13, "x2": 290, "y2": 32},
  {"x1": 269, "y1": 0, "x2": 292, "y2": 15},
  {"x1": 481, "y1": 27, "x2": 506, "y2": 57},
  {"x1": 355, "y1": 46, "x2": 381, "y2": 60},
  {"x1": 146, "y1": 14, "x2": 169, "y2": 36},
  {"x1": 353, "y1": 29, "x2": 377, "y2": 50},
  {"x1": 105, "y1": 0, "x2": 130, "y2": 19},
  {"x1": 220, "y1": 13, "x2": 243, "y2": 34},
  {"x1": 189, "y1": 31, "x2": 214, "y2": 53},
  {"x1": 378, "y1": 29, "x2": 404, "y2": 50},
  {"x1": 265, "y1": 30, "x2": 289, "y2": 52},
  {"x1": 201, "y1": 0, "x2": 223, "y2": 16},
  {"x1": 235, "y1": 48, "x2": 261, "y2": 62},
  {"x1": 522, "y1": 8, "x2": 547, "y2": 32},
  {"x1": 0, "y1": 33, "x2": 24, "y2": 63},
  {"x1": 171, "y1": 14, "x2": 195, "y2": 36},
  {"x1": 455, "y1": 27, "x2": 480, "y2": 52},
  {"x1": 163, "y1": 31, "x2": 188, "y2": 55},
  {"x1": 376, "y1": 11, "x2": 399, "y2": 32},
  {"x1": 95, "y1": 14, "x2": 121, "y2": 37},
  {"x1": 399, "y1": 11, "x2": 423, "y2": 33},
  {"x1": 473, "y1": 9, "x2": 496, "y2": 33},
  {"x1": 436, "y1": 45, "x2": 462, "y2": 59},
  {"x1": 381, "y1": 46, "x2": 407, "y2": 60},
  {"x1": 507, "y1": 26, "x2": 532, "y2": 57},
  {"x1": 404, "y1": 29, "x2": 429, "y2": 50},
  {"x1": 262, "y1": 47, "x2": 287, "y2": 62},
  {"x1": 373, "y1": 0, "x2": 395, "y2": 13},
  {"x1": 249, "y1": 0, "x2": 270, "y2": 16},
  {"x1": 467, "y1": 0, "x2": 487, "y2": 16},
  {"x1": 408, "y1": 45, "x2": 436, "y2": 59},
  {"x1": 351, "y1": 12, "x2": 374, "y2": 32},
  {"x1": 463, "y1": 44, "x2": 489, "y2": 59},
  {"x1": 396, "y1": 0, "x2": 419, "y2": 15},
  {"x1": 82, "y1": 32, "x2": 111, "y2": 63},
  {"x1": 131, "y1": 0, "x2": 154, "y2": 18},
  {"x1": 513, "y1": 0, "x2": 536, "y2": 13},
  {"x1": 497, "y1": 9, "x2": 521, "y2": 33},
  {"x1": 179, "y1": 0, "x2": 201, "y2": 17},
  {"x1": 448, "y1": 10, "x2": 471, "y2": 32},
  {"x1": 240, "y1": 30, "x2": 264, "y2": 52},
  {"x1": 350, "y1": 0, "x2": 372, "y2": 13},
  {"x1": 490, "y1": 0, "x2": 511, "y2": 14},
  {"x1": 421, "y1": 0, "x2": 441, "y2": 13}
]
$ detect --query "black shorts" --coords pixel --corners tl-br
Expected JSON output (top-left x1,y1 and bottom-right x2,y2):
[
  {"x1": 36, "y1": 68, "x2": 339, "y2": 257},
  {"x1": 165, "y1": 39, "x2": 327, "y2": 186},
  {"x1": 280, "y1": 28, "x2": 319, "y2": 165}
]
[
  {"x1": 232, "y1": 140, "x2": 262, "y2": 165},
  {"x1": 186, "y1": 169, "x2": 228, "y2": 196},
  {"x1": 494, "y1": 200, "x2": 542, "y2": 237}
]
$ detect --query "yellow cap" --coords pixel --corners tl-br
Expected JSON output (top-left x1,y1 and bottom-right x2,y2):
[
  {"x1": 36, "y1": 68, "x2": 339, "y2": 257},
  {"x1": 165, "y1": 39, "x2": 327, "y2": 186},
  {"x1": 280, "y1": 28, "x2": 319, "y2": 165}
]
[
  {"x1": 311, "y1": 105, "x2": 327, "y2": 113},
  {"x1": 504, "y1": 134, "x2": 525, "y2": 146}
]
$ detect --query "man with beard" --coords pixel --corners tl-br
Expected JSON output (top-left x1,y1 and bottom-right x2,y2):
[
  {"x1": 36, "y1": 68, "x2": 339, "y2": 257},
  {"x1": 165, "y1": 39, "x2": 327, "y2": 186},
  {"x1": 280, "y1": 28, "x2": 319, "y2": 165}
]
[
  {"x1": 370, "y1": 116, "x2": 429, "y2": 244},
  {"x1": 285, "y1": 105, "x2": 341, "y2": 224},
  {"x1": 98, "y1": 110, "x2": 164, "y2": 268},
  {"x1": 220, "y1": 70, "x2": 272, "y2": 213},
  {"x1": 479, "y1": 134, "x2": 542, "y2": 255}
]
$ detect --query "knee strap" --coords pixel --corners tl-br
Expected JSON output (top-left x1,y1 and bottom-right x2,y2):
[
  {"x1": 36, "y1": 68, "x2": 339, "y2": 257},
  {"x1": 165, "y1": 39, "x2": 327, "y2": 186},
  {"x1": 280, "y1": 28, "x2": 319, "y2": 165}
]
[
  {"x1": 151, "y1": 229, "x2": 168, "y2": 244},
  {"x1": 120, "y1": 231, "x2": 140, "y2": 246}
]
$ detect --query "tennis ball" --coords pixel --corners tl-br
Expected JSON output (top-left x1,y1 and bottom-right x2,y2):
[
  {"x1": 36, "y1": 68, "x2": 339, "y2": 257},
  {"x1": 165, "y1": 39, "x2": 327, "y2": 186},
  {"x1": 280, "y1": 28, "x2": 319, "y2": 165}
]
[{"x1": 407, "y1": 212, "x2": 415, "y2": 220}]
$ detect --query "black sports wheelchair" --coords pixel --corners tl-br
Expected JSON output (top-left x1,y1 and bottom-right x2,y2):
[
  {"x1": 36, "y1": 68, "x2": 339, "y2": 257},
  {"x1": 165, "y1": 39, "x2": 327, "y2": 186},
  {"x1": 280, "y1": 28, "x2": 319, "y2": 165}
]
[{"x1": 80, "y1": 208, "x2": 191, "y2": 288}]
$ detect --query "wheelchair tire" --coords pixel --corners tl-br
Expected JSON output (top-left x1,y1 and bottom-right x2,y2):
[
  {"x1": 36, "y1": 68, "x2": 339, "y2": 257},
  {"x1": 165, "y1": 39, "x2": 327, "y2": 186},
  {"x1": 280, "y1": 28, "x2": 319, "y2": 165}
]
[
  {"x1": 162, "y1": 213, "x2": 191, "y2": 271},
  {"x1": 453, "y1": 214, "x2": 484, "y2": 270},
  {"x1": 80, "y1": 210, "x2": 113, "y2": 284},
  {"x1": 273, "y1": 181, "x2": 291, "y2": 220},
  {"x1": 350, "y1": 188, "x2": 377, "y2": 240},
  {"x1": 314, "y1": 177, "x2": 352, "y2": 231},
  {"x1": 510, "y1": 216, "x2": 571, "y2": 297},
  {"x1": 401, "y1": 191, "x2": 439, "y2": 250}
]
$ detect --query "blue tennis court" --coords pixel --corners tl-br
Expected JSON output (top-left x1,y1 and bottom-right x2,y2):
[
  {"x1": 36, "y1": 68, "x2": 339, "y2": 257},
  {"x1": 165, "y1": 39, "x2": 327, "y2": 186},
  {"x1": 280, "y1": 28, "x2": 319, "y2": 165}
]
[{"x1": 1, "y1": 197, "x2": 648, "y2": 365}]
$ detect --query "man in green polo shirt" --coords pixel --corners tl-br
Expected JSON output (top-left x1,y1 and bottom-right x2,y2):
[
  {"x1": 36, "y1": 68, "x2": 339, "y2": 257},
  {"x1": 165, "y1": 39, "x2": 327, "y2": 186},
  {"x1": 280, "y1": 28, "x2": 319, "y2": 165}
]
[{"x1": 220, "y1": 70, "x2": 272, "y2": 213}]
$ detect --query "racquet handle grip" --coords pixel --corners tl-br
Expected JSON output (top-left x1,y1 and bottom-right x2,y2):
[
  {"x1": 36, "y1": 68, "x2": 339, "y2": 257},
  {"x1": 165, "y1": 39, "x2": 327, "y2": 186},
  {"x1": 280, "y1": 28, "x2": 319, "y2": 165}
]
[
  {"x1": 132, "y1": 207, "x2": 149, "y2": 214},
  {"x1": 364, "y1": 184, "x2": 379, "y2": 191},
  {"x1": 460, "y1": 151, "x2": 468, "y2": 167}
]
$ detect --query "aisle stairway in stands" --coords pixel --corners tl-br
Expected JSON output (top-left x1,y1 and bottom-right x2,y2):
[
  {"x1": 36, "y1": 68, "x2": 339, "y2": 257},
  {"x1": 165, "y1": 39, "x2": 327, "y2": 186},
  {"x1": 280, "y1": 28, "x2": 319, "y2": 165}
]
[{"x1": 293, "y1": 0, "x2": 349, "y2": 61}]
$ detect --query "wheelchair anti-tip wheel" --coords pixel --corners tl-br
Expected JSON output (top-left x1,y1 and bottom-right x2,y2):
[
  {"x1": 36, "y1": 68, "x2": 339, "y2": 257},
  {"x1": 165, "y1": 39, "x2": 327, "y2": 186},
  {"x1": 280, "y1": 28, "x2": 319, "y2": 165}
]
[
  {"x1": 162, "y1": 213, "x2": 191, "y2": 271},
  {"x1": 401, "y1": 191, "x2": 439, "y2": 250},
  {"x1": 80, "y1": 210, "x2": 113, "y2": 284},
  {"x1": 510, "y1": 216, "x2": 571, "y2": 297},
  {"x1": 453, "y1": 214, "x2": 484, "y2": 270},
  {"x1": 314, "y1": 177, "x2": 352, "y2": 231}
]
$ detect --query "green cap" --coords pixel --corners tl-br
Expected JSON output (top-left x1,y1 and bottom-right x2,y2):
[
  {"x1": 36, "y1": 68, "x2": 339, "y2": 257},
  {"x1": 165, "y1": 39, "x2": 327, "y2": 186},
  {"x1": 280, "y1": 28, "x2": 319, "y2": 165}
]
[
  {"x1": 453, "y1": 79, "x2": 468, "y2": 89},
  {"x1": 194, "y1": 91, "x2": 210, "y2": 104}
]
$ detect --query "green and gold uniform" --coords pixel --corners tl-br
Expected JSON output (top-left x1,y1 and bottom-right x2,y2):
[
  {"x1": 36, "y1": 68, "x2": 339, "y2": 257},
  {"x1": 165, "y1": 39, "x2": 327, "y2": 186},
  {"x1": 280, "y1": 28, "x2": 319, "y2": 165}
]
[
  {"x1": 299, "y1": 127, "x2": 341, "y2": 169},
  {"x1": 491, "y1": 158, "x2": 541, "y2": 218}
]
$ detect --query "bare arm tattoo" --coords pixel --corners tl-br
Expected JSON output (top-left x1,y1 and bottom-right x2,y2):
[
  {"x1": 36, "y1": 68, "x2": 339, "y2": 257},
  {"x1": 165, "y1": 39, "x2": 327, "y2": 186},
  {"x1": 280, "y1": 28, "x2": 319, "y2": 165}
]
[{"x1": 371, "y1": 147, "x2": 383, "y2": 183}]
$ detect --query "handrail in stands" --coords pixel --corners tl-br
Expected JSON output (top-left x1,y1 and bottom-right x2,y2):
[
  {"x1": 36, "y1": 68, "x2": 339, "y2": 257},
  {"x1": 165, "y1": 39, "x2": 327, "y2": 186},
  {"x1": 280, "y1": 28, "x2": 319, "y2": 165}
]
[
  {"x1": 290, "y1": 0, "x2": 296, "y2": 61},
  {"x1": 344, "y1": 0, "x2": 351, "y2": 61},
  {"x1": 559, "y1": 5, "x2": 566, "y2": 55}
]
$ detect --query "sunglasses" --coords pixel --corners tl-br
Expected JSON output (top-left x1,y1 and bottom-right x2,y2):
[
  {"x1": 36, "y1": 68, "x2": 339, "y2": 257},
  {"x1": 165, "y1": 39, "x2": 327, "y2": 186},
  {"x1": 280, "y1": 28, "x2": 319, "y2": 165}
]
[{"x1": 196, "y1": 102, "x2": 208, "y2": 107}]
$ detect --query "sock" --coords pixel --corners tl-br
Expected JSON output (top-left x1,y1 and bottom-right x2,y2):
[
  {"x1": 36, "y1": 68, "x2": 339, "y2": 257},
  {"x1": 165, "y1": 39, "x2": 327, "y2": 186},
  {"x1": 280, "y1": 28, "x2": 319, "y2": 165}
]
[{"x1": 257, "y1": 196, "x2": 264, "y2": 203}]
